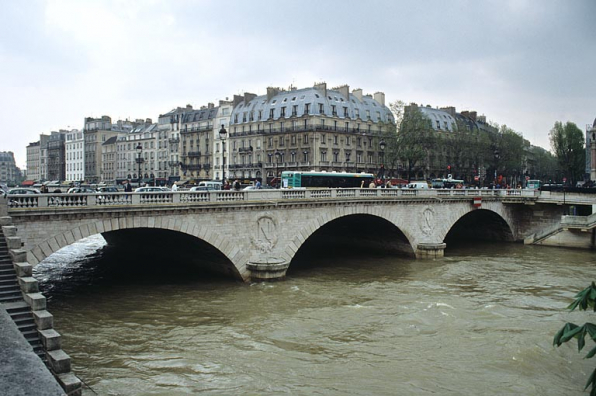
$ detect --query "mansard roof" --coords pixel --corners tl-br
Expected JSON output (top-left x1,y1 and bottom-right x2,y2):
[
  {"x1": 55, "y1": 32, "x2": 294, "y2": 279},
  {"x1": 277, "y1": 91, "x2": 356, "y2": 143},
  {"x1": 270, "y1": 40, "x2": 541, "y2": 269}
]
[
  {"x1": 182, "y1": 106, "x2": 218, "y2": 123},
  {"x1": 230, "y1": 86, "x2": 395, "y2": 125},
  {"x1": 417, "y1": 106, "x2": 458, "y2": 132}
]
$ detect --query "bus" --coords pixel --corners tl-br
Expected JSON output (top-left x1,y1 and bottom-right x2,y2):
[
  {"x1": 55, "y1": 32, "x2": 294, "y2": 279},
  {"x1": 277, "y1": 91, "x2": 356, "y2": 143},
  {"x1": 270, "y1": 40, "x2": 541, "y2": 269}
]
[
  {"x1": 431, "y1": 177, "x2": 464, "y2": 189},
  {"x1": 281, "y1": 171, "x2": 374, "y2": 188},
  {"x1": 526, "y1": 179, "x2": 541, "y2": 189}
]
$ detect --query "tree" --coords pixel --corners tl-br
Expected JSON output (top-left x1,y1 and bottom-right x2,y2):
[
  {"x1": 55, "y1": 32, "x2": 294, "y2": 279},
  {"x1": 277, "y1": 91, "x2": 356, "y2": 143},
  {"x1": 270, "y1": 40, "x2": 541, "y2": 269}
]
[
  {"x1": 553, "y1": 282, "x2": 596, "y2": 396},
  {"x1": 388, "y1": 101, "x2": 436, "y2": 181},
  {"x1": 549, "y1": 121, "x2": 586, "y2": 185}
]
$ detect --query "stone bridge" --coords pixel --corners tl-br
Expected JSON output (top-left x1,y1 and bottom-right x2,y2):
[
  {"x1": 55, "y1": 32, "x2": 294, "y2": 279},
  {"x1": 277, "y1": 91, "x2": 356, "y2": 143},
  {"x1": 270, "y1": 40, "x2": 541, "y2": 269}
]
[{"x1": 5, "y1": 188, "x2": 589, "y2": 281}]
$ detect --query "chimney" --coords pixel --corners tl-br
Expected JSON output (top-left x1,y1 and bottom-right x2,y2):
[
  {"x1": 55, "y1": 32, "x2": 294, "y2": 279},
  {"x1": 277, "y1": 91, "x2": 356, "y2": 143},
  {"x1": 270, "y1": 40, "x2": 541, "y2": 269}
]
[
  {"x1": 352, "y1": 88, "x2": 363, "y2": 101},
  {"x1": 440, "y1": 106, "x2": 456, "y2": 117},
  {"x1": 208, "y1": 102, "x2": 214, "y2": 109},
  {"x1": 186, "y1": 104, "x2": 193, "y2": 109},
  {"x1": 477, "y1": 115, "x2": 486, "y2": 123},
  {"x1": 333, "y1": 85, "x2": 350, "y2": 100},
  {"x1": 373, "y1": 92, "x2": 385, "y2": 106},
  {"x1": 313, "y1": 82, "x2": 327, "y2": 97},
  {"x1": 146, "y1": 118, "x2": 152, "y2": 124},
  {"x1": 267, "y1": 87, "x2": 280, "y2": 101},
  {"x1": 244, "y1": 92, "x2": 257, "y2": 103},
  {"x1": 233, "y1": 94, "x2": 244, "y2": 108}
]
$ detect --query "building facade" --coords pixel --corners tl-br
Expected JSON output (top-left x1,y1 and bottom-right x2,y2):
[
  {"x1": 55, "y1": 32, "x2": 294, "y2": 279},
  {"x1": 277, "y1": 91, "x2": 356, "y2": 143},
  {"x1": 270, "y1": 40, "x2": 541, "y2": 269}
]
[
  {"x1": 227, "y1": 83, "x2": 395, "y2": 184},
  {"x1": 179, "y1": 103, "x2": 219, "y2": 181},
  {"x1": 83, "y1": 116, "x2": 120, "y2": 184},
  {"x1": 26, "y1": 141, "x2": 41, "y2": 182},
  {"x1": 47, "y1": 131, "x2": 67, "y2": 181},
  {"x1": 0, "y1": 152, "x2": 21, "y2": 185},
  {"x1": 65, "y1": 129, "x2": 85, "y2": 182}
]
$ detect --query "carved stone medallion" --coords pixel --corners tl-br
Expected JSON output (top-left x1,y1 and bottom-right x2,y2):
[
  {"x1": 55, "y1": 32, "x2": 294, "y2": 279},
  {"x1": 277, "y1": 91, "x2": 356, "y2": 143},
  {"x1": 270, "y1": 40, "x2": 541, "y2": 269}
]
[
  {"x1": 420, "y1": 207, "x2": 435, "y2": 236},
  {"x1": 250, "y1": 213, "x2": 278, "y2": 253}
]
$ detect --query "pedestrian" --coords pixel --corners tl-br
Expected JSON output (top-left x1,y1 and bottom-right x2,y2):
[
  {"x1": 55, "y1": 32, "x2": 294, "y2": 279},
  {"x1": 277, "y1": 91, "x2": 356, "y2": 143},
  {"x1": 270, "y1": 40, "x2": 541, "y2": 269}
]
[
  {"x1": 172, "y1": 183, "x2": 178, "y2": 192},
  {"x1": 369, "y1": 180, "x2": 376, "y2": 189},
  {"x1": 361, "y1": 180, "x2": 365, "y2": 188},
  {"x1": 256, "y1": 179, "x2": 262, "y2": 189},
  {"x1": 124, "y1": 181, "x2": 132, "y2": 193},
  {"x1": 233, "y1": 180, "x2": 241, "y2": 191}
]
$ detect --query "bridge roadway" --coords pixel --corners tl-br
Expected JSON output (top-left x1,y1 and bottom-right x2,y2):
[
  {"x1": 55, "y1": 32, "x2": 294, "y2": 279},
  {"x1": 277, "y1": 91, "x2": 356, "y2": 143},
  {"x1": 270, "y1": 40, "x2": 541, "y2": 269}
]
[{"x1": 5, "y1": 188, "x2": 589, "y2": 281}]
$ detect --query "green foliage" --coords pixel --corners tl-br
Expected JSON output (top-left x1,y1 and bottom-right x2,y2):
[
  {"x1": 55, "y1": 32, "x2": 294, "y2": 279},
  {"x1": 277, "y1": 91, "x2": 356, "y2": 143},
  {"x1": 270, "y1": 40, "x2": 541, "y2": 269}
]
[
  {"x1": 549, "y1": 121, "x2": 586, "y2": 184},
  {"x1": 554, "y1": 282, "x2": 596, "y2": 395}
]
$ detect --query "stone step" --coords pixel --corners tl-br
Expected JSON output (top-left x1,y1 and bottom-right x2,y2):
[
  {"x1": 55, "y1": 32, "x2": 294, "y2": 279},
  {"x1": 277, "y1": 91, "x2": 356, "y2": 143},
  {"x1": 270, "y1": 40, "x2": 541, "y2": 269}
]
[
  {"x1": 4, "y1": 300, "x2": 29, "y2": 312},
  {"x1": 20, "y1": 328, "x2": 40, "y2": 341},
  {"x1": 0, "y1": 284, "x2": 21, "y2": 294},
  {"x1": 17, "y1": 321, "x2": 37, "y2": 333},
  {"x1": 13, "y1": 315, "x2": 34, "y2": 327},
  {"x1": 0, "y1": 278, "x2": 18, "y2": 287},
  {"x1": 0, "y1": 293, "x2": 23, "y2": 303},
  {"x1": 0, "y1": 268, "x2": 17, "y2": 275}
]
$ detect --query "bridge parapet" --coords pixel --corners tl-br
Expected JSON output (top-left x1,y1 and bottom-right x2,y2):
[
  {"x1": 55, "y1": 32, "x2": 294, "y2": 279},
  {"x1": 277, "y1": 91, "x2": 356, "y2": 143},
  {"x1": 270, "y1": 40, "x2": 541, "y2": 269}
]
[{"x1": 6, "y1": 188, "x2": 540, "y2": 210}]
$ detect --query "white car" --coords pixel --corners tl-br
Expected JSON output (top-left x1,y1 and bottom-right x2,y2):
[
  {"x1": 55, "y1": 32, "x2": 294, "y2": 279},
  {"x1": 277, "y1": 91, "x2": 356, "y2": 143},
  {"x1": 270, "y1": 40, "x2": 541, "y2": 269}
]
[{"x1": 134, "y1": 187, "x2": 170, "y2": 193}]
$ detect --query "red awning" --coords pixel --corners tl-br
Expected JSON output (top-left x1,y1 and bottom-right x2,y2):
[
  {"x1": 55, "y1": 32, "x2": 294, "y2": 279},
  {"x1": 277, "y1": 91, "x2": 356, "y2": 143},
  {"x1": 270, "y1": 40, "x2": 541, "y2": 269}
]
[{"x1": 21, "y1": 180, "x2": 35, "y2": 186}]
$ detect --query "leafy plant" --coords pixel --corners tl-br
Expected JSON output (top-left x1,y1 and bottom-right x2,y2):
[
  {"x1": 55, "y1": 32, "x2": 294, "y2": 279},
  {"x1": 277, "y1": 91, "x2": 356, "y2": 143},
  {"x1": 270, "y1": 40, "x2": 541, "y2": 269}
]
[{"x1": 554, "y1": 282, "x2": 596, "y2": 395}]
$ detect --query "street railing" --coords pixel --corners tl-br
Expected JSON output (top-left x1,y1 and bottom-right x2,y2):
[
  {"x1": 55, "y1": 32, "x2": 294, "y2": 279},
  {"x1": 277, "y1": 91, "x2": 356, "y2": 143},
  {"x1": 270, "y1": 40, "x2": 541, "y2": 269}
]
[{"x1": 4, "y1": 188, "x2": 542, "y2": 210}]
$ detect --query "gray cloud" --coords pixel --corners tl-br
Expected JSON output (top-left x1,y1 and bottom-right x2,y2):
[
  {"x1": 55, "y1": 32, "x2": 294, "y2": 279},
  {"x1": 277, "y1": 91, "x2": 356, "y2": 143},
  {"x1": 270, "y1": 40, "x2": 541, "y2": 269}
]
[{"x1": 1, "y1": 0, "x2": 594, "y2": 168}]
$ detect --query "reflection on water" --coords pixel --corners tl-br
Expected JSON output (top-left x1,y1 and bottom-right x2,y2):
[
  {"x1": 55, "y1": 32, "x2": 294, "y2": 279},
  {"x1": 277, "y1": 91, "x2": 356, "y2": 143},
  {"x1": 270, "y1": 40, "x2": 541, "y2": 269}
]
[{"x1": 35, "y1": 237, "x2": 595, "y2": 395}]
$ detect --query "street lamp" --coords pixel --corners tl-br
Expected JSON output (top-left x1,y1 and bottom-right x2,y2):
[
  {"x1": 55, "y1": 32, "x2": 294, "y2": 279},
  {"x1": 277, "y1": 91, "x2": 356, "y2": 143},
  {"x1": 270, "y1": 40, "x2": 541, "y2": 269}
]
[
  {"x1": 219, "y1": 125, "x2": 227, "y2": 183},
  {"x1": 379, "y1": 140, "x2": 386, "y2": 183},
  {"x1": 136, "y1": 143, "x2": 143, "y2": 187},
  {"x1": 275, "y1": 151, "x2": 282, "y2": 188}
]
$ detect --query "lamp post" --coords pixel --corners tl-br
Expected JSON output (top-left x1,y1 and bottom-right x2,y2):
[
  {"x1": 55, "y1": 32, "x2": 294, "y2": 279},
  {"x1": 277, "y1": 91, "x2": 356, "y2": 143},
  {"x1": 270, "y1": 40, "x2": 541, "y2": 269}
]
[
  {"x1": 136, "y1": 143, "x2": 143, "y2": 187},
  {"x1": 275, "y1": 151, "x2": 282, "y2": 188},
  {"x1": 379, "y1": 140, "x2": 386, "y2": 184},
  {"x1": 219, "y1": 125, "x2": 227, "y2": 183}
]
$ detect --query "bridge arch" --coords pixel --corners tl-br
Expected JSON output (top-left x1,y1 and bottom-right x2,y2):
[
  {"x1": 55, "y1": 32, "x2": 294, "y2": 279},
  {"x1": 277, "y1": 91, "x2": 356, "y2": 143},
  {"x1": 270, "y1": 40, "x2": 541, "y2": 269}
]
[
  {"x1": 439, "y1": 205, "x2": 515, "y2": 245},
  {"x1": 25, "y1": 215, "x2": 248, "y2": 281},
  {"x1": 286, "y1": 206, "x2": 417, "y2": 265}
]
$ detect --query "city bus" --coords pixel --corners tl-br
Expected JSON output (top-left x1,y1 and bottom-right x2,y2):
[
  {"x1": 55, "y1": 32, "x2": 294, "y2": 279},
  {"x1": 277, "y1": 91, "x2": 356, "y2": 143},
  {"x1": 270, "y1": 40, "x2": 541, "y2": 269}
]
[
  {"x1": 281, "y1": 171, "x2": 374, "y2": 188},
  {"x1": 526, "y1": 179, "x2": 541, "y2": 189}
]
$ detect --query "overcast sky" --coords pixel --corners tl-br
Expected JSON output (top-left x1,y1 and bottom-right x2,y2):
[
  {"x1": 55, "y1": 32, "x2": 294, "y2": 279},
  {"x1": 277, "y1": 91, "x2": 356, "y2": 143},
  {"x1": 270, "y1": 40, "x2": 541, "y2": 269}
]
[{"x1": 1, "y1": 0, "x2": 594, "y2": 168}]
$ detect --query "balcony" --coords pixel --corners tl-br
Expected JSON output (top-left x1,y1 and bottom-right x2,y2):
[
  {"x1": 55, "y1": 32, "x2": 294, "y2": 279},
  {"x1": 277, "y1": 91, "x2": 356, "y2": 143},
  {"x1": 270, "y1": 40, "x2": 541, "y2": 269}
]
[
  {"x1": 167, "y1": 161, "x2": 180, "y2": 167},
  {"x1": 187, "y1": 151, "x2": 201, "y2": 157},
  {"x1": 168, "y1": 138, "x2": 179, "y2": 144},
  {"x1": 238, "y1": 147, "x2": 253, "y2": 153}
]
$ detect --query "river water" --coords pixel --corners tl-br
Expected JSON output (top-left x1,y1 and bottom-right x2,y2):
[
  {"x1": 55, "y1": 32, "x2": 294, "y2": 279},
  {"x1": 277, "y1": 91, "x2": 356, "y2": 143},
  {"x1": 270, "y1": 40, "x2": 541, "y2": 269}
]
[{"x1": 34, "y1": 236, "x2": 595, "y2": 396}]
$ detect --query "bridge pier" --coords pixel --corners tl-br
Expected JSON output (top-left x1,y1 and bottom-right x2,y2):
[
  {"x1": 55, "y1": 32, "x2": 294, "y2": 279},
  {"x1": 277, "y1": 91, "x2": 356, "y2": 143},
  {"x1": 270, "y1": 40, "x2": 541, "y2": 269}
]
[
  {"x1": 416, "y1": 243, "x2": 446, "y2": 259},
  {"x1": 247, "y1": 258, "x2": 290, "y2": 281}
]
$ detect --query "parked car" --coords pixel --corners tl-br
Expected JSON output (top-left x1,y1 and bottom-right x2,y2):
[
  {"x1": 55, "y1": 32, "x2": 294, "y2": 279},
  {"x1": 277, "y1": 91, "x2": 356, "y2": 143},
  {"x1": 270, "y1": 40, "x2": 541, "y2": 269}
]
[
  {"x1": 7, "y1": 188, "x2": 41, "y2": 195},
  {"x1": 407, "y1": 181, "x2": 430, "y2": 189},
  {"x1": 96, "y1": 186, "x2": 119, "y2": 193},
  {"x1": 189, "y1": 186, "x2": 209, "y2": 192},
  {"x1": 134, "y1": 187, "x2": 170, "y2": 193},
  {"x1": 243, "y1": 185, "x2": 275, "y2": 190},
  {"x1": 67, "y1": 187, "x2": 97, "y2": 194},
  {"x1": 197, "y1": 181, "x2": 222, "y2": 191}
]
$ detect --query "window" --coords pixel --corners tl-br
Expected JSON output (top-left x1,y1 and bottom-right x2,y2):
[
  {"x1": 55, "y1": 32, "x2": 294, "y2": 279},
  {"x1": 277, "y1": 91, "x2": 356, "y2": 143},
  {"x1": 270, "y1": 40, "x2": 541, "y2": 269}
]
[
  {"x1": 333, "y1": 152, "x2": 339, "y2": 162},
  {"x1": 343, "y1": 107, "x2": 348, "y2": 117},
  {"x1": 321, "y1": 134, "x2": 326, "y2": 144},
  {"x1": 333, "y1": 135, "x2": 338, "y2": 144},
  {"x1": 304, "y1": 103, "x2": 310, "y2": 114},
  {"x1": 291, "y1": 135, "x2": 297, "y2": 145},
  {"x1": 331, "y1": 105, "x2": 337, "y2": 116},
  {"x1": 281, "y1": 107, "x2": 286, "y2": 117},
  {"x1": 319, "y1": 103, "x2": 324, "y2": 114},
  {"x1": 291, "y1": 152, "x2": 296, "y2": 162},
  {"x1": 346, "y1": 137, "x2": 351, "y2": 146},
  {"x1": 270, "y1": 109, "x2": 275, "y2": 119},
  {"x1": 292, "y1": 105, "x2": 297, "y2": 116},
  {"x1": 321, "y1": 151, "x2": 327, "y2": 162},
  {"x1": 303, "y1": 134, "x2": 309, "y2": 144}
]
